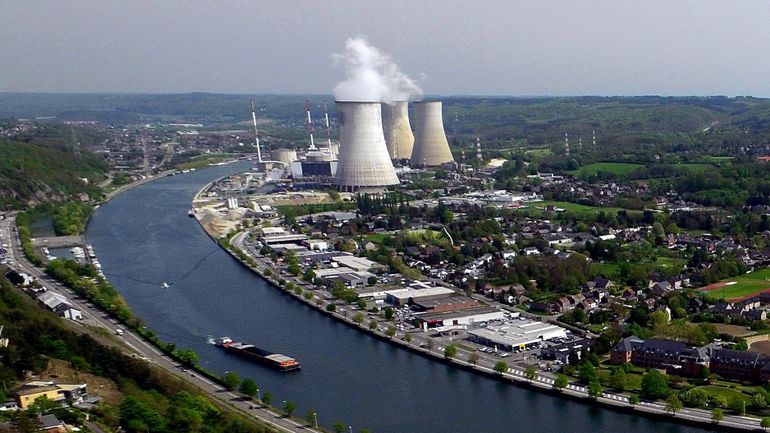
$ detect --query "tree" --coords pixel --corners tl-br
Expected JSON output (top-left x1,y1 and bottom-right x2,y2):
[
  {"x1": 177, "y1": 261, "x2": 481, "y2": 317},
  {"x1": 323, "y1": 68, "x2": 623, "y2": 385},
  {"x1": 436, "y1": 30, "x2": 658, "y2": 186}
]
[
  {"x1": 761, "y1": 417, "x2": 770, "y2": 430},
  {"x1": 326, "y1": 303, "x2": 337, "y2": 312},
  {"x1": 176, "y1": 348, "x2": 199, "y2": 368},
  {"x1": 386, "y1": 326, "x2": 397, "y2": 338},
  {"x1": 494, "y1": 361, "x2": 508, "y2": 375},
  {"x1": 239, "y1": 379, "x2": 258, "y2": 399},
  {"x1": 525, "y1": 365, "x2": 537, "y2": 382},
  {"x1": 665, "y1": 394, "x2": 682, "y2": 415},
  {"x1": 262, "y1": 392, "x2": 273, "y2": 406},
  {"x1": 368, "y1": 319, "x2": 378, "y2": 331},
  {"x1": 353, "y1": 313, "x2": 364, "y2": 324},
  {"x1": 283, "y1": 401, "x2": 296, "y2": 417},
  {"x1": 640, "y1": 370, "x2": 670, "y2": 399},
  {"x1": 302, "y1": 268, "x2": 316, "y2": 282},
  {"x1": 755, "y1": 392, "x2": 768, "y2": 409},
  {"x1": 609, "y1": 368, "x2": 626, "y2": 392},
  {"x1": 711, "y1": 408, "x2": 724, "y2": 424},
  {"x1": 468, "y1": 352, "x2": 480, "y2": 365},
  {"x1": 629, "y1": 394, "x2": 640, "y2": 406},
  {"x1": 444, "y1": 345, "x2": 458, "y2": 359},
  {"x1": 384, "y1": 307, "x2": 395, "y2": 320},
  {"x1": 588, "y1": 381, "x2": 603, "y2": 399},
  {"x1": 404, "y1": 333, "x2": 413, "y2": 343},
  {"x1": 334, "y1": 421, "x2": 346, "y2": 433},
  {"x1": 222, "y1": 371, "x2": 241, "y2": 391},
  {"x1": 578, "y1": 362, "x2": 597, "y2": 384},
  {"x1": 554, "y1": 374, "x2": 569, "y2": 391}
]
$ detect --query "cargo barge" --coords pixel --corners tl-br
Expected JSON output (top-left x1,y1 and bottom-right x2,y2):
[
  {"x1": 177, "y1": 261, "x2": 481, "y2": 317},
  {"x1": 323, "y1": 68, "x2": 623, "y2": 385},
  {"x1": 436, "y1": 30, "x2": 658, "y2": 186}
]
[{"x1": 215, "y1": 337, "x2": 300, "y2": 371}]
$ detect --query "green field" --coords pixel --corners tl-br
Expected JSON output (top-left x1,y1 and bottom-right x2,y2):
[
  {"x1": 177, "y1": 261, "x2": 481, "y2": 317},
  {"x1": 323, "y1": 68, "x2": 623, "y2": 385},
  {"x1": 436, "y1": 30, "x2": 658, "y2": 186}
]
[
  {"x1": 568, "y1": 162, "x2": 644, "y2": 177},
  {"x1": 694, "y1": 386, "x2": 751, "y2": 407},
  {"x1": 531, "y1": 200, "x2": 634, "y2": 217},
  {"x1": 700, "y1": 267, "x2": 770, "y2": 300}
]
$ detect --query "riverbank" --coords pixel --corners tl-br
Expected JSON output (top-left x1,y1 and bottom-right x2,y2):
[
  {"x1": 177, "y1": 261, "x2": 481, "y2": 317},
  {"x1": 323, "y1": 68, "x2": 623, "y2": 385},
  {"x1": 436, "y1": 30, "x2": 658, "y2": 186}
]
[{"x1": 194, "y1": 182, "x2": 766, "y2": 432}]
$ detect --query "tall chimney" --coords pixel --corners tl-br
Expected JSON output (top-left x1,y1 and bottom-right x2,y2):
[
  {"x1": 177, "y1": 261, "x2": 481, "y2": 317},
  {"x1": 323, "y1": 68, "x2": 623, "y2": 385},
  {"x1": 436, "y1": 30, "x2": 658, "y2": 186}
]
[
  {"x1": 334, "y1": 101, "x2": 399, "y2": 192},
  {"x1": 411, "y1": 101, "x2": 454, "y2": 167},
  {"x1": 382, "y1": 101, "x2": 414, "y2": 160}
]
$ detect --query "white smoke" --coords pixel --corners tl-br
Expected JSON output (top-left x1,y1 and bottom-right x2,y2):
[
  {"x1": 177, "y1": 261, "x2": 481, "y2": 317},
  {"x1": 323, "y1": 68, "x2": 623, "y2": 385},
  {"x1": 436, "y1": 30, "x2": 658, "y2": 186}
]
[{"x1": 332, "y1": 36, "x2": 422, "y2": 104}]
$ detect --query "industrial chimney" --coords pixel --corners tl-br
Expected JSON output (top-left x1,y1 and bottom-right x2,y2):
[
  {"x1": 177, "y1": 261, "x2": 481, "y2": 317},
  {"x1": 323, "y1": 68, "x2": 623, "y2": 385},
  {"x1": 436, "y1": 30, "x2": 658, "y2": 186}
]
[
  {"x1": 382, "y1": 101, "x2": 414, "y2": 160},
  {"x1": 334, "y1": 101, "x2": 399, "y2": 192},
  {"x1": 411, "y1": 101, "x2": 454, "y2": 167}
]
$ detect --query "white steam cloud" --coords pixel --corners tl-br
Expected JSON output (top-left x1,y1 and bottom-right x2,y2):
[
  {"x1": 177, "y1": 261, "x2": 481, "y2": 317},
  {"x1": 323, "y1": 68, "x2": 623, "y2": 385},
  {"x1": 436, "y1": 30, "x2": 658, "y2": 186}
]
[{"x1": 332, "y1": 36, "x2": 422, "y2": 104}]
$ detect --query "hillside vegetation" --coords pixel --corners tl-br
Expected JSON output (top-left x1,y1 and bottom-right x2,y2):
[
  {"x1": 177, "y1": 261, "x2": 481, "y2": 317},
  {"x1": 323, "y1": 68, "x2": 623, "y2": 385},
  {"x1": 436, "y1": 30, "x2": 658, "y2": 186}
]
[{"x1": 0, "y1": 138, "x2": 107, "y2": 209}]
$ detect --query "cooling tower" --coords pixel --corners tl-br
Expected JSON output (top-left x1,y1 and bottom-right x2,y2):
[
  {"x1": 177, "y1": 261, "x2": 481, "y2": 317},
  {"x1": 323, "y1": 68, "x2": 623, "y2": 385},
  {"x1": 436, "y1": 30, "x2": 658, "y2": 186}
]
[
  {"x1": 382, "y1": 101, "x2": 414, "y2": 160},
  {"x1": 411, "y1": 101, "x2": 454, "y2": 167},
  {"x1": 272, "y1": 148, "x2": 297, "y2": 166},
  {"x1": 334, "y1": 101, "x2": 399, "y2": 192}
]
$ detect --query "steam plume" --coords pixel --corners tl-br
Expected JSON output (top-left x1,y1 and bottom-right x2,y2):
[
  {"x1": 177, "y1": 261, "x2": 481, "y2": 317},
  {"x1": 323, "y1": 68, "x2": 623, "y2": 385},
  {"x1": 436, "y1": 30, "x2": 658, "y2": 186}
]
[{"x1": 332, "y1": 37, "x2": 422, "y2": 103}]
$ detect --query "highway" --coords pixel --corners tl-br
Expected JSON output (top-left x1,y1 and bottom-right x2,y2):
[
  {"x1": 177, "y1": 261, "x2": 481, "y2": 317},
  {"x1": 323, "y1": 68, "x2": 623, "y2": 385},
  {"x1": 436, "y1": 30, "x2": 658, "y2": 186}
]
[{"x1": 0, "y1": 214, "x2": 322, "y2": 433}]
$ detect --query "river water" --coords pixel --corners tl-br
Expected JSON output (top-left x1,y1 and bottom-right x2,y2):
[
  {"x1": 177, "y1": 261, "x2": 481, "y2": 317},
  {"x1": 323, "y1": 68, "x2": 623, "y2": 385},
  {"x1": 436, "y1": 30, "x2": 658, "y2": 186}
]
[{"x1": 85, "y1": 162, "x2": 715, "y2": 433}]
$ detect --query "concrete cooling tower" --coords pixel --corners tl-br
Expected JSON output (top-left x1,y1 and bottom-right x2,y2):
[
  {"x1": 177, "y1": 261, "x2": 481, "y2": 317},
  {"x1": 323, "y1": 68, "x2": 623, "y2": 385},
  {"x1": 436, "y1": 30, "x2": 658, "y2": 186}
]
[
  {"x1": 411, "y1": 101, "x2": 454, "y2": 167},
  {"x1": 382, "y1": 101, "x2": 414, "y2": 160},
  {"x1": 272, "y1": 148, "x2": 297, "y2": 166},
  {"x1": 334, "y1": 101, "x2": 399, "y2": 192}
]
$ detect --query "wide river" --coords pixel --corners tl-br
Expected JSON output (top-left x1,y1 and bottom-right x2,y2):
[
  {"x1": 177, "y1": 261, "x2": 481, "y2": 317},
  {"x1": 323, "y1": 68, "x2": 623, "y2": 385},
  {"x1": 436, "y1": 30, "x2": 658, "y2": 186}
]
[{"x1": 86, "y1": 162, "x2": 715, "y2": 433}]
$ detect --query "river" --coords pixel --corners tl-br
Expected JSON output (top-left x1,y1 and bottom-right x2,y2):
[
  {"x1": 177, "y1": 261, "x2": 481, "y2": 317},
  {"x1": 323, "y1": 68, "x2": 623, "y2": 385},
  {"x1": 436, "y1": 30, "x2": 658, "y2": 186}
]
[{"x1": 85, "y1": 162, "x2": 715, "y2": 433}]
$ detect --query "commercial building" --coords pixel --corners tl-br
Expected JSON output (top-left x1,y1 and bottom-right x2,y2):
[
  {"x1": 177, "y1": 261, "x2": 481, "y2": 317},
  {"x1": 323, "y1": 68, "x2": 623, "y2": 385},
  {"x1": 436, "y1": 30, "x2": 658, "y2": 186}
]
[
  {"x1": 467, "y1": 319, "x2": 568, "y2": 351},
  {"x1": 417, "y1": 307, "x2": 506, "y2": 330},
  {"x1": 385, "y1": 286, "x2": 455, "y2": 306}
]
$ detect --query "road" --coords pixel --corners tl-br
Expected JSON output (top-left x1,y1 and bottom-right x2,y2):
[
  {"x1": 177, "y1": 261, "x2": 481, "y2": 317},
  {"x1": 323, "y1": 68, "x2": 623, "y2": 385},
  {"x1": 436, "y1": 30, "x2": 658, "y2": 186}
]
[{"x1": 0, "y1": 215, "x2": 321, "y2": 433}]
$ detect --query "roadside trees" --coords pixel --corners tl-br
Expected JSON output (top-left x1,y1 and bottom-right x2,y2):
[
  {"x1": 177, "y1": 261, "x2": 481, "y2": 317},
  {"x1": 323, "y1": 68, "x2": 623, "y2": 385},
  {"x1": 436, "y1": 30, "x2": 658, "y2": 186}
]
[
  {"x1": 283, "y1": 401, "x2": 296, "y2": 417},
  {"x1": 444, "y1": 345, "x2": 458, "y2": 359},
  {"x1": 352, "y1": 313, "x2": 364, "y2": 324},
  {"x1": 554, "y1": 374, "x2": 568, "y2": 391},
  {"x1": 609, "y1": 368, "x2": 626, "y2": 392},
  {"x1": 665, "y1": 394, "x2": 683, "y2": 415},
  {"x1": 494, "y1": 361, "x2": 508, "y2": 375},
  {"x1": 368, "y1": 320, "x2": 378, "y2": 331},
  {"x1": 640, "y1": 370, "x2": 670, "y2": 399},
  {"x1": 222, "y1": 371, "x2": 241, "y2": 391},
  {"x1": 468, "y1": 352, "x2": 480, "y2": 366},
  {"x1": 578, "y1": 362, "x2": 597, "y2": 384},
  {"x1": 588, "y1": 381, "x2": 603, "y2": 399},
  {"x1": 525, "y1": 365, "x2": 537, "y2": 382},
  {"x1": 711, "y1": 408, "x2": 724, "y2": 425},
  {"x1": 386, "y1": 326, "x2": 397, "y2": 338},
  {"x1": 629, "y1": 394, "x2": 640, "y2": 406},
  {"x1": 761, "y1": 417, "x2": 770, "y2": 430},
  {"x1": 239, "y1": 379, "x2": 258, "y2": 400}
]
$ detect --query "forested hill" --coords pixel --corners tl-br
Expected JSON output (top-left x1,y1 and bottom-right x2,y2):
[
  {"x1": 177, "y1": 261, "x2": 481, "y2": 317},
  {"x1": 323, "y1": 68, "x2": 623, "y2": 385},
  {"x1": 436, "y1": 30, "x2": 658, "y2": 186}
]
[{"x1": 0, "y1": 138, "x2": 107, "y2": 210}]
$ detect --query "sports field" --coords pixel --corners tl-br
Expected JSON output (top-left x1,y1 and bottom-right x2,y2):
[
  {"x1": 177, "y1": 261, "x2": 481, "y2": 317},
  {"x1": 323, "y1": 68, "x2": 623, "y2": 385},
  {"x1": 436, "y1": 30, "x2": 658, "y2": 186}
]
[{"x1": 699, "y1": 268, "x2": 770, "y2": 300}]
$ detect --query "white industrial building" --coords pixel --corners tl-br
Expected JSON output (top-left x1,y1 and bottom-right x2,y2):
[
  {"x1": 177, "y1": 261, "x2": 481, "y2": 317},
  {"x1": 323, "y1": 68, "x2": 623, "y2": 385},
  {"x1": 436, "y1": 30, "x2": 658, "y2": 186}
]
[
  {"x1": 331, "y1": 255, "x2": 378, "y2": 272},
  {"x1": 467, "y1": 319, "x2": 568, "y2": 351},
  {"x1": 385, "y1": 286, "x2": 455, "y2": 306},
  {"x1": 415, "y1": 307, "x2": 505, "y2": 330}
]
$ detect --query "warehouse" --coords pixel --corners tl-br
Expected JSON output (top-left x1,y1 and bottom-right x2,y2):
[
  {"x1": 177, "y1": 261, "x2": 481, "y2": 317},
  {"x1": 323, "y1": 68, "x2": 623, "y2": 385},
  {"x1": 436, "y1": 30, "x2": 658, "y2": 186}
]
[
  {"x1": 415, "y1": 306, "x2": 505, "y2": 330},
  {"x1": 385, "y1": 286, "x2": 455, "y2": 306},
  {"x1": 467, "y1": 319, "x2": 568, "y2": 351}
]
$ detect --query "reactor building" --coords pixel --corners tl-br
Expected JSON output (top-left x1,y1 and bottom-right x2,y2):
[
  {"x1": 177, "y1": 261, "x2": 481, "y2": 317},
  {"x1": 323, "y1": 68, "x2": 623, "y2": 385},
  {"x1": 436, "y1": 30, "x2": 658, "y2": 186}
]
[
  {"x1": 411, "y1": 101, "x2": 454, "y2": 167},
  {"x1": 333, "y1": 101, "x2": 399, "y2": 192},
  {"x1": 381, "y1": 101, "x2": 414, "y2": 160}
]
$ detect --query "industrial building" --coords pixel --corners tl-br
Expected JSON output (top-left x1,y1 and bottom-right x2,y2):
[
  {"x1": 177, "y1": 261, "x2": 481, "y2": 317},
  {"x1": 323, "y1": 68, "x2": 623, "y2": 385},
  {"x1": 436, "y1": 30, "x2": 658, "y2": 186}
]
[
  {"x1": 416, "y1": 307, "x2": 505, "y2": 330},
  {"x1": 411, "y1": 101, "x2": 454, "y2": 167},
  {"x1": 467, "y1": 319, "x2": 568, "y2": 351},
  {"x1": 382, "y1": 101, "x2": 414, "y2": 160},
  {"x1": 334, "y1": 101, "x2": 400, "y2": 192},
  {"x1": 385, "y1": 286, "x2": 455, "y2": 306}
]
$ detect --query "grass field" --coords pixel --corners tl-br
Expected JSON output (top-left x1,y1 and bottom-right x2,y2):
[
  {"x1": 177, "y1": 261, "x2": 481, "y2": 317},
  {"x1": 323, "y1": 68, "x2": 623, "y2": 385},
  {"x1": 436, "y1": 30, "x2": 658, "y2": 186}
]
[
  {"x1": 568, "y1": 162, "x2": 643, "y2": 177},
  {"x1": 699, "y1": 267, "x2": 770, "y2": 300},
  {"x1": 531, "y1": 200, "x2": 637, "y2": 218},
  {"x1": 694, "y1": 386, "x2": 751, "y2": 407}
]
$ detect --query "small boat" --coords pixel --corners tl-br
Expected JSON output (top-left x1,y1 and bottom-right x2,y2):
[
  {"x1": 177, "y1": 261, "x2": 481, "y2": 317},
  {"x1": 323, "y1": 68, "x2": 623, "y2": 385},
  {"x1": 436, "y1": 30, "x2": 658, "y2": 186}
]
[
  {"x1": 187, "y1": 209, "x2": 195, "y2": 217},
  {"x1": 161, "y1": 282, "x2": 170, "y2": 289}
]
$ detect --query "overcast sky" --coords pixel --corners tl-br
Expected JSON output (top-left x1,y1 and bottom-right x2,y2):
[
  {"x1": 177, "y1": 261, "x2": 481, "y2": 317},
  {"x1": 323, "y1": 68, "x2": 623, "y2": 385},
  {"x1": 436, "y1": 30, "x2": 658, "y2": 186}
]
[{"x1": 1, "y1": 0, "x2": 769, "y2": 96}]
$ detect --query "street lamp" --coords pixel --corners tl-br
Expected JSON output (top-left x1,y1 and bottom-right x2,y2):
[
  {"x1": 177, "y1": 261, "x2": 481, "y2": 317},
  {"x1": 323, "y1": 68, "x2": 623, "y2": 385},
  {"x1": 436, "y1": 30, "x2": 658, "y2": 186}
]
[
  {"x1": 312, "y1": 412, "x2": 318, "y2": 429},
  {"x1": 348, "y1": 426, "x2": 352, "y2": 433},
  {"x1": 256, "y1": 387, "x2": 261, "y2": 404}
]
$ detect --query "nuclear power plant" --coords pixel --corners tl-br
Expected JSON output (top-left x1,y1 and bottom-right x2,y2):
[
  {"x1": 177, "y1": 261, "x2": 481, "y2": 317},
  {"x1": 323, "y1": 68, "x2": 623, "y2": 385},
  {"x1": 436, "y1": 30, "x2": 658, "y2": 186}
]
[
  {"x1": 411, "y1": 101, "x2": 454, "y2": 167},
  {"x1": 381, "y1": 101, "x2": 414, "y2": 160},
  {"x1": 334, "y1": 101, "x2": 399, "y2": 192}
]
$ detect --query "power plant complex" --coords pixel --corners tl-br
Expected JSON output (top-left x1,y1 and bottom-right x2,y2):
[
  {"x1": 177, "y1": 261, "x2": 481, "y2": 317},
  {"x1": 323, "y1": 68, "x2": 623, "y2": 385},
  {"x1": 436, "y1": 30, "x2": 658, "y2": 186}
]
[{"x1": 260, "y1": 99, "x2": 454, "y2": 192}]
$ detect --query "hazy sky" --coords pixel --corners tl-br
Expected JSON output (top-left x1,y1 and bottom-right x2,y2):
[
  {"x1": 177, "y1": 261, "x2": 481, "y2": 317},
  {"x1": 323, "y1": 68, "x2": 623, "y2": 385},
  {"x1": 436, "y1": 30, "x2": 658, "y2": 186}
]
[{"x1": 1, "y1": 0, "x2": 769, "y2": 96}]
